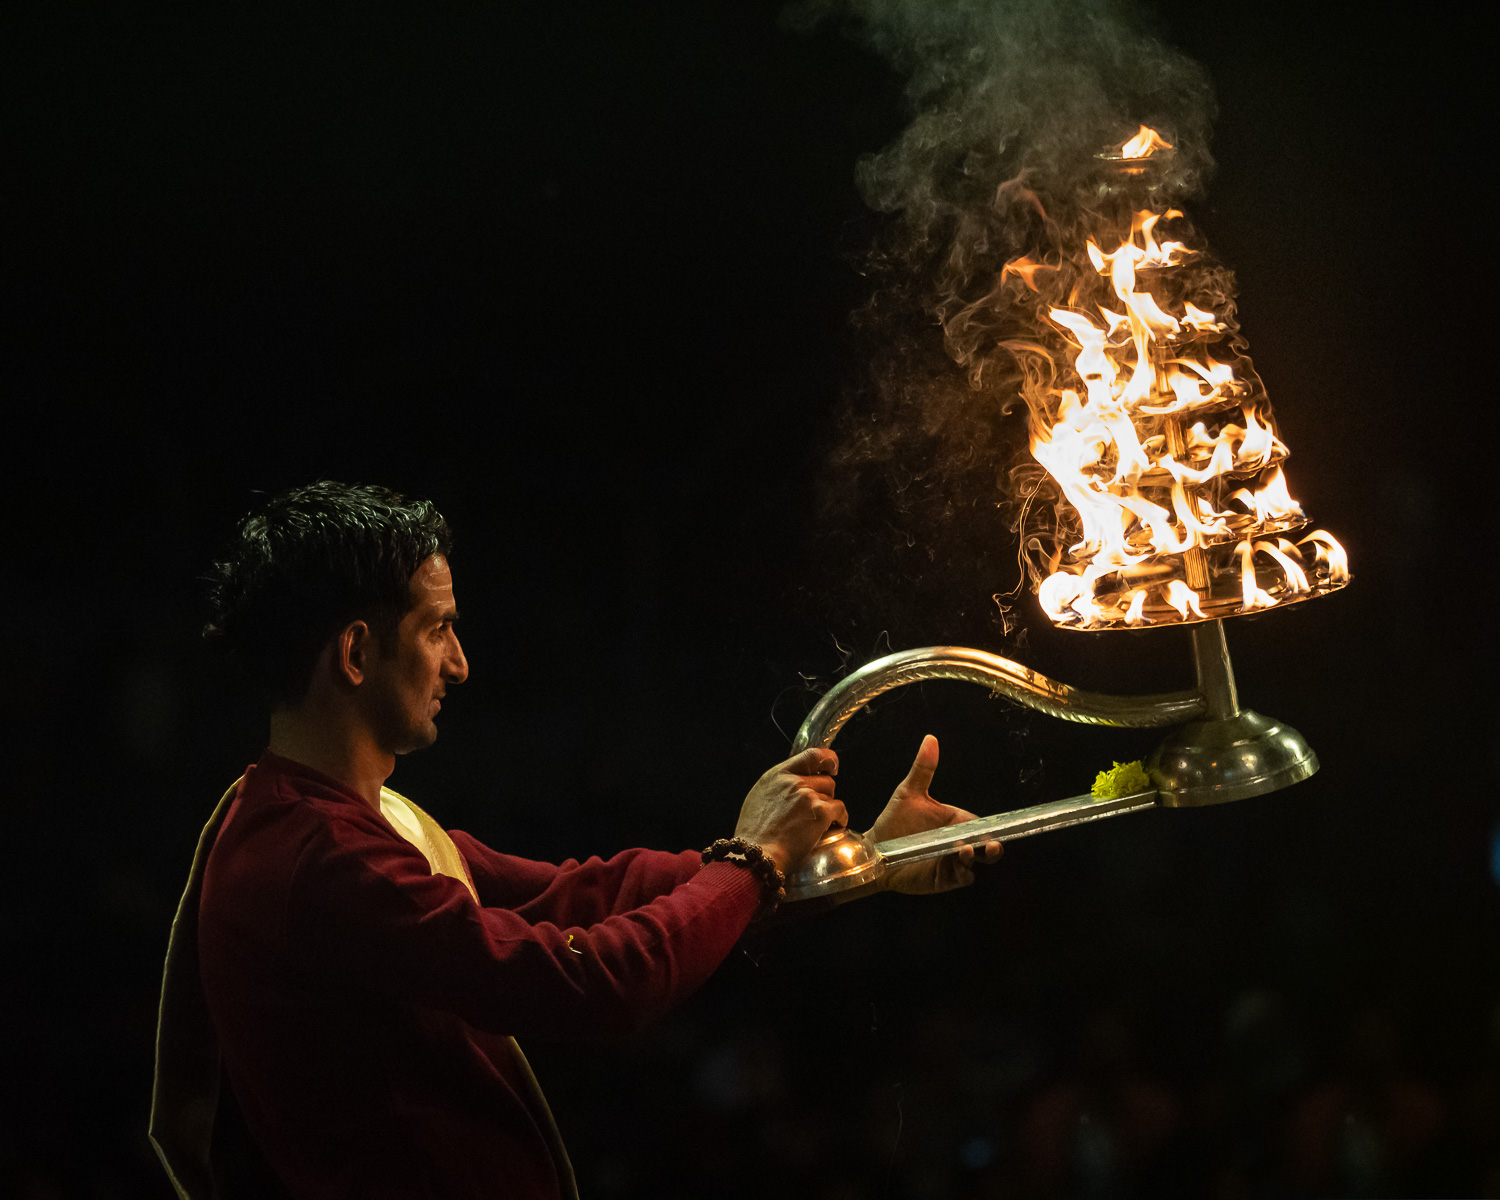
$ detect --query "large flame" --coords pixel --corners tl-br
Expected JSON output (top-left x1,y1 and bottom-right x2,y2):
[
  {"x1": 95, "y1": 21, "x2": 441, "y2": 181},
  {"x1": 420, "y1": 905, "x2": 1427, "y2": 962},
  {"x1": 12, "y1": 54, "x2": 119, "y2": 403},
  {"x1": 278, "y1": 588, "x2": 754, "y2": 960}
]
[{"x1": 1003, "y1": 129, "x2": 1348, "y2": 629}]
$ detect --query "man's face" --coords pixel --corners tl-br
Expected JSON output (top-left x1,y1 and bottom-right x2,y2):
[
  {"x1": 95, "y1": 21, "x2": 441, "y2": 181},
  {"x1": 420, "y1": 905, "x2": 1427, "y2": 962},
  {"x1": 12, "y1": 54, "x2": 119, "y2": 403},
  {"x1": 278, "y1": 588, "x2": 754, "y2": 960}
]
[{"x1": 362, "y1": 554, "x2": 468, "y2": 755}]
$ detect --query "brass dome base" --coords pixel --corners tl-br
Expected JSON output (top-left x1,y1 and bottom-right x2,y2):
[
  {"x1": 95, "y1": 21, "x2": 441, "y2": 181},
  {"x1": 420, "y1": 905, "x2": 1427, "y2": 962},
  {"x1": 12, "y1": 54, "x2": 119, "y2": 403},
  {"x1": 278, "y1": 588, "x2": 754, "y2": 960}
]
[
  {"x1": 781, "y1": 825, "x2": 885, "y2": 904},
  {"x1": 1146, "y1": 708, "x2": 1318, "y2": 806}
]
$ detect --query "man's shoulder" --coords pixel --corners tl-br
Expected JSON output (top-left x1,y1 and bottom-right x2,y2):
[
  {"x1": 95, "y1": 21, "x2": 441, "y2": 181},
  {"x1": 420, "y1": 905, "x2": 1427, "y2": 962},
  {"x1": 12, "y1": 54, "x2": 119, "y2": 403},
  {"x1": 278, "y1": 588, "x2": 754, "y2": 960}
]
[{"x1": 206, "y1": 762, "x2": 387, "y2": 896}]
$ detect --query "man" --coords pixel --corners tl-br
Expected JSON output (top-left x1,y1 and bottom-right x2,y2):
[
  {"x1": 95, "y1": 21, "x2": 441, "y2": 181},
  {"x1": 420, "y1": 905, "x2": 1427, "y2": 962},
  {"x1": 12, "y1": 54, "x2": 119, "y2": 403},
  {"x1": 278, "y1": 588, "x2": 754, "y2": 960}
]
[{"x1": 151, "y1": 481, "x2": 998, "y2": 1199}]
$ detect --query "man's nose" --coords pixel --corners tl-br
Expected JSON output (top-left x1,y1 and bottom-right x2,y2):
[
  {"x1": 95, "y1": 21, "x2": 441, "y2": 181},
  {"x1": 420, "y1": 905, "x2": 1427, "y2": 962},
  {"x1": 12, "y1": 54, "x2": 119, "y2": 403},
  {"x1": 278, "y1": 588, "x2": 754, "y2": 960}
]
[{"x1": 445, "y1": 633, "x2": 469, "y2": 684}]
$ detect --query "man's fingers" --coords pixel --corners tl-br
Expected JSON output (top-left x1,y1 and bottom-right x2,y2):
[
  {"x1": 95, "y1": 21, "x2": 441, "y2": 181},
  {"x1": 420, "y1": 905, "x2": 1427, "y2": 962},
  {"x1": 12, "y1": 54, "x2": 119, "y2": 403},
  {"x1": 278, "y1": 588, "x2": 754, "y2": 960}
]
[
  {"x1": 791, "y1": 772, "x2": 837, "y2": 798},
  {"x1": 813, "y1": 797, "x2": 848, "y2": 831},
  {"x1": 949, "y1": 845, "x2": 978, "y2": 887},
  {"x1": 956, "y1": 841, "x2": 1001, "y2": 870},
  {"x1": 901, "y1": 734, "x2": 939, "y2": 794},
  {"x1": 784, "y1": 746, "x2": 838, "y2": 778}
]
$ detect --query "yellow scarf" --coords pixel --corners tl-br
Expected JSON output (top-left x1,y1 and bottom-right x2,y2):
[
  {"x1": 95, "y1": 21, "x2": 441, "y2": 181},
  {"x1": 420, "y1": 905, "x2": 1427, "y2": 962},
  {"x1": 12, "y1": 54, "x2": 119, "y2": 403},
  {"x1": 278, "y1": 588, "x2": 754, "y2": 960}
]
[{"x1": 378, "y1": 786, "x2": 477, "y2": 898}]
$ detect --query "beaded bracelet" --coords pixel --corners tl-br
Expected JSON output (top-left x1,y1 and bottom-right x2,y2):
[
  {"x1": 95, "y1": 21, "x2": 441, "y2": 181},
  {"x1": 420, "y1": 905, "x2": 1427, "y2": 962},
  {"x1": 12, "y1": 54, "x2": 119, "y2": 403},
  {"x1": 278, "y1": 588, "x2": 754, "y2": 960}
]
[{"x1": 701, "y1": 837, "x2": 787, "y2": 918}]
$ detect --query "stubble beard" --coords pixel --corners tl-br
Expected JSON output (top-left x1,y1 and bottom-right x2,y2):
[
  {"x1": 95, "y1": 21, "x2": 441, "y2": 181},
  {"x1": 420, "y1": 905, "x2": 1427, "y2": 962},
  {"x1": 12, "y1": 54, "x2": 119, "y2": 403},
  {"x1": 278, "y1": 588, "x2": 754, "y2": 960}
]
[{"x1": 391, "y1": 716, "x2": 440, "y2": 756}]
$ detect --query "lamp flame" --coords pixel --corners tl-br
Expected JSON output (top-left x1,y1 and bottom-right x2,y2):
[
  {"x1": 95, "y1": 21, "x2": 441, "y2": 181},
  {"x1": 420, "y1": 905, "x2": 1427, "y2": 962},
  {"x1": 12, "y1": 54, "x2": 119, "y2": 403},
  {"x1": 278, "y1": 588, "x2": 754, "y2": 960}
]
[
  {"x1": 1005, "y1": 128, "x2": 1349, "y2": 629},
  {"x1": 1120, "y1": 125, "x2": 1174, "y2": 159}
]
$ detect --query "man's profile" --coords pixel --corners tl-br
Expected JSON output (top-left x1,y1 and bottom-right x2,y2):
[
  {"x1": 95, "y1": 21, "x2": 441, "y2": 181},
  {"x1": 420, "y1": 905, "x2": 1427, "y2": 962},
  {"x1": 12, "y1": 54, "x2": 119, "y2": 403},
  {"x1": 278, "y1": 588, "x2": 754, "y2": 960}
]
[{"x1": 150, "y1": 481, "x2": 998, "y2": 1199}]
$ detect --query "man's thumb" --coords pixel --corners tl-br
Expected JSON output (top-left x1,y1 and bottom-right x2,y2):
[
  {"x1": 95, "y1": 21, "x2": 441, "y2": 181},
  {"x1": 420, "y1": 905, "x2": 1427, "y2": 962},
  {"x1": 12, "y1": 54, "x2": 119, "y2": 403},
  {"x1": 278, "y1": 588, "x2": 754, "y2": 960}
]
[{"x1": 903, "y1": 734, "x2": 939, "y2": 793}]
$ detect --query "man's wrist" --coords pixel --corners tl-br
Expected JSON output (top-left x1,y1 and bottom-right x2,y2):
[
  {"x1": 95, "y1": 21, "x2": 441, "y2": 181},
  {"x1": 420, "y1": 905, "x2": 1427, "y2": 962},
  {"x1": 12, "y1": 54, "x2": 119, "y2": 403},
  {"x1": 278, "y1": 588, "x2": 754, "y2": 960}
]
[{"x1": 701, "y1": 838, "x2": 786, "y2": 918}]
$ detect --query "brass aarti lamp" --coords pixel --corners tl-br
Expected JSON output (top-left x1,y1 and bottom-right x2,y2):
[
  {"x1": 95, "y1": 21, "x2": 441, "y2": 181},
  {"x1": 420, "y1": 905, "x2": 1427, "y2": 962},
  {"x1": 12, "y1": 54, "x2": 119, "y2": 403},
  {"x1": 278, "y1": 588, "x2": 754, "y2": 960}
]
[{"x1": 782, "y1": 129, "x2": 1348, "y2": 906}]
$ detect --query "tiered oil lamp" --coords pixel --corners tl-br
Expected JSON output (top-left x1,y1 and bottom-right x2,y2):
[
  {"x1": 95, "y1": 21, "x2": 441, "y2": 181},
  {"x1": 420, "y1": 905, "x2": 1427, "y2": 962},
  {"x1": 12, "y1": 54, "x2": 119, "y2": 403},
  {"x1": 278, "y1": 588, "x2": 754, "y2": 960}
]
[{"x1": 783, "y1": 129, "x2": 1349, "y2": 906}]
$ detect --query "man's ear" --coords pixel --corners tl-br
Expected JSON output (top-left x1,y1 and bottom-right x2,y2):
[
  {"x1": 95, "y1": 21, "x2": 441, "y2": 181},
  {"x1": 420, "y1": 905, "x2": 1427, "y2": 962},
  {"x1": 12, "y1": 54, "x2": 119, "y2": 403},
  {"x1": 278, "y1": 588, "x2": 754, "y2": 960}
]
[{"x1": 335, "y1": 620, "x2": 375, "y2": 687}]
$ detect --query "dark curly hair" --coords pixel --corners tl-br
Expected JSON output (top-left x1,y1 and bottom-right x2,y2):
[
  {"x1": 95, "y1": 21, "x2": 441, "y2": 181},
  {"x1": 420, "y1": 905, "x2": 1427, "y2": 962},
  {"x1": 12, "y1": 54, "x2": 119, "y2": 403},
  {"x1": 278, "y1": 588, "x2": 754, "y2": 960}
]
[{"x1": 205, "y1": 481, "x2": 454, "y2": 706}]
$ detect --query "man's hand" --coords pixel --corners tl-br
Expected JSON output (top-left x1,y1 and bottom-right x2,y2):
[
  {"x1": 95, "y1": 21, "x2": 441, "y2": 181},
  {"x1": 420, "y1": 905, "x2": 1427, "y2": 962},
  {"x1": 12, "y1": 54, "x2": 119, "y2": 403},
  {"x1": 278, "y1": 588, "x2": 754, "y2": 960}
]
[
  {"x1": 733, "y1": 747, "x2": 848, "y2": 875},
  {"x1": 866, "y1": 734, "x2": 1002, "y2": 894}
]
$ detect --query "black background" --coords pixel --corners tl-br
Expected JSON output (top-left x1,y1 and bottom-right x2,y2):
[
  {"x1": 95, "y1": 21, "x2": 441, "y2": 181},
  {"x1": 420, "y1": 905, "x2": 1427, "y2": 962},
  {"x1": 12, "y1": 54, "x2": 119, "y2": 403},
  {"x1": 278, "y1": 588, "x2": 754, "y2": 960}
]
[{"x1": 3, "y1": 3, "x2": 1495, "y2": 1197}]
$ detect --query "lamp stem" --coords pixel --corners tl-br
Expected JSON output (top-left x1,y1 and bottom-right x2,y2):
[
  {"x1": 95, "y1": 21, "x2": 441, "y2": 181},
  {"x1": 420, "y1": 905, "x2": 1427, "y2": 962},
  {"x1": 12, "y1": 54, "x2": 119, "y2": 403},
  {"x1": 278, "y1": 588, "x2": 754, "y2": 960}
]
[{"x1": 1190, "y1": 619, "x2": 1240, "y2": 721}]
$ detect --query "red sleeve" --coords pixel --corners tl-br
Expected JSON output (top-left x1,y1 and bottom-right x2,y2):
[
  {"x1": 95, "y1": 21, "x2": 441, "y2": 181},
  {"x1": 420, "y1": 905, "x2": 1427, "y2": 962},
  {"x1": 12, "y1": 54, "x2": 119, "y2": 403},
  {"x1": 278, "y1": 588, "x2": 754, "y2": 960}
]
[
  {"x1": 285, "y1": 818, "x2": 760, "y2": 1041},
  {"x1": 447, "y1": 830, "x2": 702, "y2": 925}
]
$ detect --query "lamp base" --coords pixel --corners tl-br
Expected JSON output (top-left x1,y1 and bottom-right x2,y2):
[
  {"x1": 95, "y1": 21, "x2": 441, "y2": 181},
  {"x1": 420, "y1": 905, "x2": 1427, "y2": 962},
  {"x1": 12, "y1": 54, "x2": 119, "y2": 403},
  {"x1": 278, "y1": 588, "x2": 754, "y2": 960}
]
[
  {"x1": 781, "y1": 825, "x2": 885, "y2": 904},
  {"x1": 1147, "y1": 708, "x2": 1318, "y2": 806}
]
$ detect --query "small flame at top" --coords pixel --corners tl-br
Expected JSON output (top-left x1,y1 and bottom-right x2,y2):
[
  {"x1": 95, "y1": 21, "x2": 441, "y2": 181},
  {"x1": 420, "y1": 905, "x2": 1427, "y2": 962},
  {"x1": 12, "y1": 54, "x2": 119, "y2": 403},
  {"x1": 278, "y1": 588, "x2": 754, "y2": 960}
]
[{"x1": 1120, "y1": 125, "x2": 1173, "y2": 159}]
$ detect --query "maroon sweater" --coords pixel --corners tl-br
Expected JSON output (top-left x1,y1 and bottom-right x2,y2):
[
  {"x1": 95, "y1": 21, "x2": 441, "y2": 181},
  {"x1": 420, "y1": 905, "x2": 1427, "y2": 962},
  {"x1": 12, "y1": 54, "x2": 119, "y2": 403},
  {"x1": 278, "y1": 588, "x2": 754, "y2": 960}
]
[{"x1": 198, "y1": 752, "x2": 762, "y2": 1199}]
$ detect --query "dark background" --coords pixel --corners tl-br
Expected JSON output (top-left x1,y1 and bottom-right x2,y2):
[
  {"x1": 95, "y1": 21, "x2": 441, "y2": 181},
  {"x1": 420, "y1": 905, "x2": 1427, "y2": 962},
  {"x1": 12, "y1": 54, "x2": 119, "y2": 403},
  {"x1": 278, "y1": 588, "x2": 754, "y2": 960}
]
[{"x1": 3, "y1": 3, "x2": 1494, "y2": 1197}]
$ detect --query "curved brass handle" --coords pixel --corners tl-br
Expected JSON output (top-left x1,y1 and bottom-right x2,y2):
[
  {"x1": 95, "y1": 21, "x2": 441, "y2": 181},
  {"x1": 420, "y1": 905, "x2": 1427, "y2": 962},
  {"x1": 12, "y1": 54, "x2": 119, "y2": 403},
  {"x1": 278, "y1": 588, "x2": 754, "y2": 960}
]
[
  {"x1": 780, "y1": 644, "x2": 1192, "y2": 905},
  {"x1": 792, "y1": 645, "x2": 1204, "y2": 754}
]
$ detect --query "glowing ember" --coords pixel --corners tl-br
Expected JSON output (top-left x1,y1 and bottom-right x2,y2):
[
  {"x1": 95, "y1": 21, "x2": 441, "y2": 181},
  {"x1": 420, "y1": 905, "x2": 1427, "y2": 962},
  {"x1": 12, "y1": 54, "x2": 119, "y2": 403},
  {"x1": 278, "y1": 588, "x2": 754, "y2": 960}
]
[{"x1": 1003, "y1": 127, "x2": 1349, "y2": 629}]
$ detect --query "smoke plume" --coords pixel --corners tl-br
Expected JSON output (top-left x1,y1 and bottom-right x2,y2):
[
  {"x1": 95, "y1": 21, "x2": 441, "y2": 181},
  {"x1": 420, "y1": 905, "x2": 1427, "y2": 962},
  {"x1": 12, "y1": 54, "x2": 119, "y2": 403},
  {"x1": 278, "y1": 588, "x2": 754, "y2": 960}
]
[{"x1": 797, "y1": 0, "x2": 1220, "y2": 648}]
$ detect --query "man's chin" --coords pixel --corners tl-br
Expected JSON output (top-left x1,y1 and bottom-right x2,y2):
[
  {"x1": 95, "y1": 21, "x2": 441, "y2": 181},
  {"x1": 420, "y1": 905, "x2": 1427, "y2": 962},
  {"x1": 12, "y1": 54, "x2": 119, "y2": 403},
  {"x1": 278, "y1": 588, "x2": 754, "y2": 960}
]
[{"x1": 393, "y1": 721, "x2": 440, "y2": 756}]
